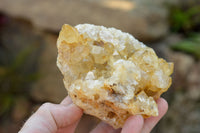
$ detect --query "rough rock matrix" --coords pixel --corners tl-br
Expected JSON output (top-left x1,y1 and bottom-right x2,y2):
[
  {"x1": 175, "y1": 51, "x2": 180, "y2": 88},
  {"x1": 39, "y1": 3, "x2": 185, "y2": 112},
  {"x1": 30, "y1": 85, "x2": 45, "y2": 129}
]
[{"x1": 57, "y1": 24, "x2": 173, "y2": 128}]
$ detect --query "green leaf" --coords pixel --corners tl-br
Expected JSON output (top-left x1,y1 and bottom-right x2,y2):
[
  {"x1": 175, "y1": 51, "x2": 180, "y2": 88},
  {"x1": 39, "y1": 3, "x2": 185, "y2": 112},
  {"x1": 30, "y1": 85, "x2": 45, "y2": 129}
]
[
  {"x1": 10, "y1": 45, "x2": 37, "y2": 71},
  {"x1": 0, "y1": 94, "x2": 13, "y2": 116},
  {"x1": 169, "y1": 4, "x2": 200, "y2": 33},
  {"x1": 171, "y1": 34, "x2": 200, "y2": 59}
]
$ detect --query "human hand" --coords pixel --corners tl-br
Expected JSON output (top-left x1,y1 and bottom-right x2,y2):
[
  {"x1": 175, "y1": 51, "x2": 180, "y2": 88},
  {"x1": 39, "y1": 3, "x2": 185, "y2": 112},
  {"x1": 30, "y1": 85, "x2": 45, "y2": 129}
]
[
  {"x1": 19, "y1": 96, "x2": 83, "y2": 133},
  {"x1": 19, "y1": 96, "x2": 168, "y2": 133},
  {"x1": 90, "y1": 98, "x2": 168, "y2": 133}
]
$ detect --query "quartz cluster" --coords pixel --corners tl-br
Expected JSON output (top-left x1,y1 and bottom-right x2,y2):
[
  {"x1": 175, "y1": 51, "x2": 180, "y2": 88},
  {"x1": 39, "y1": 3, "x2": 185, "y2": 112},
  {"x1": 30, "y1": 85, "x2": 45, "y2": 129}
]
[{"x1": 57, "y1": 24, "x2": 173, "y2": 128}]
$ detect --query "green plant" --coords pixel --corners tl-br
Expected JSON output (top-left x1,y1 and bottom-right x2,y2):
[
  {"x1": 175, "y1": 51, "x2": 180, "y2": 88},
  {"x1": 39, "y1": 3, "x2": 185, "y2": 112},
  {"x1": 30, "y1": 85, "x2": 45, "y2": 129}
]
[
  {"x1": 169, "y1": 5, "x2": 200, "y2": 33},
  {"x1": 0, "y1": 44, "x2": 40, "y2": 116},
  {"x1": 171, "y1": 33, "x2": 200, "y2": 59}
]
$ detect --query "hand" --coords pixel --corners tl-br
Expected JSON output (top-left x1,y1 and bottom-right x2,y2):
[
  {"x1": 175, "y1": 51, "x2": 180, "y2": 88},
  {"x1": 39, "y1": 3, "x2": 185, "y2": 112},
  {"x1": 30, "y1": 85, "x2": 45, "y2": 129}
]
[
  {"x1": 90, "y1": 98, "x2": 168, "y2": 133},
  {"x1": 19, "y1": 96, "x2": 83, "y2": 133},
  {"x1": 19, "y1": 96, "x2": 168, "y2": 133}
]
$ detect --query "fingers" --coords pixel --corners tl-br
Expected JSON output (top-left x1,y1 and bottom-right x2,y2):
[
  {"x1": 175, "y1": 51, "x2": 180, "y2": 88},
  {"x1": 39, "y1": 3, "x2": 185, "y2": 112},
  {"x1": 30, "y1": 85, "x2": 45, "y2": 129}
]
[
  {"x1": 141, "y1": 98, "x2": 168, "y2": 133},
  {"x1": 90, "y1": 122, "x2": 113, "y2": 133},
  {"x1": 57, "y1": 119, "x2": 80, "y2": 133},
  {"x1": 19, "y1": 96, "x2": 83, "y2": 133},
  {"x1": 19, "y1": 95, "x2": 168, "y2": 133},
  {"x1": 44, "y1": 103, "x2": 83, "y2": 129},
  {"x1": 121, "y1": 115, "x2": 144, "y2": 133},
  {"x1": 90, "y1": 98, "x2": 168, "y2": 133},
  {"x1": 60, "y1": 95, "x2": 73, "y2": 105},
  {"x1": 90, "y1": 122, "x2": 121, "y2": 133}
]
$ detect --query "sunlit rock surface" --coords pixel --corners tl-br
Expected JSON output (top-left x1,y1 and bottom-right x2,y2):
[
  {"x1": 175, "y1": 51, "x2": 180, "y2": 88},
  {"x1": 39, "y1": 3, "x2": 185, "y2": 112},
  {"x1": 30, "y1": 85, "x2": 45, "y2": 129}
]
[{"x1": 0, "y1": 0, "x2": 172, "y2": 42}]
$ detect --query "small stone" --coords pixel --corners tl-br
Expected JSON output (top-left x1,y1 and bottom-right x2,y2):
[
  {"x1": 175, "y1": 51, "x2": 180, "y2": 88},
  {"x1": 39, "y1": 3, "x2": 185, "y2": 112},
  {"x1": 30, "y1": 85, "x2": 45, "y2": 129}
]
[
  {"x1": 167, "y1": 51, "x2": 195, "y2": 89},
  {"x1": 187, "y1": 62, "x2": 200, "y2": 85},
  {"x1": 187, "y1": 61, "x2": 200, "y2": 100},
  {"x1": 173, "y1": 52, "x2": 194, "y2": 76}
]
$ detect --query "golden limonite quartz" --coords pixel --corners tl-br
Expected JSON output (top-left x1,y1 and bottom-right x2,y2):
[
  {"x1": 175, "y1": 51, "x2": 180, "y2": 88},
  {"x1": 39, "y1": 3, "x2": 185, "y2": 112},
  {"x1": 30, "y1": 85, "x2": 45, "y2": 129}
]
[{"x1": 57, "y1": 24, "x2": 173, "y2": 128}]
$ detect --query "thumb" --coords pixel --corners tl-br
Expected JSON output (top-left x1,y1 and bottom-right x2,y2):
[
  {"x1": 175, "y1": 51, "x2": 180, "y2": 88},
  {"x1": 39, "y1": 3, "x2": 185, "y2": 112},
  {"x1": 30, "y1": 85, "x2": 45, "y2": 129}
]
[
  {"x1": 19, "y1": 102, "x2": 83, "y2": 133},
  {"x1": 121, "y1": 115, "x2": 144, "y2": 133}
]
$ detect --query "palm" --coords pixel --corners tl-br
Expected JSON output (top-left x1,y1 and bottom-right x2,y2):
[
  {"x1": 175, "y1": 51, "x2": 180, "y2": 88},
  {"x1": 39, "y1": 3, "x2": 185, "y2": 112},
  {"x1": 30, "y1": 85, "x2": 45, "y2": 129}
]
[{"x1": 19, "y1": 96, "x2": 168, "y2": 133}]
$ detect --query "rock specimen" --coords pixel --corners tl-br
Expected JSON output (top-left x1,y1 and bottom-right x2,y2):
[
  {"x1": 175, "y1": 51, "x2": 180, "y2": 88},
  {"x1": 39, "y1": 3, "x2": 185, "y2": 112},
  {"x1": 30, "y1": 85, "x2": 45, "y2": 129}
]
[{"x1": 57, "y1": 24, "x2": 173, "y2": 128}]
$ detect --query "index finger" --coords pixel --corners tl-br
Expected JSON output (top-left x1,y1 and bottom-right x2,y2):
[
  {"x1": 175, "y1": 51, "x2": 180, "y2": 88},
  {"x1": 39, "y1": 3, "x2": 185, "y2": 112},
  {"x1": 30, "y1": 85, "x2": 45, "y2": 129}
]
[{"x1": 142, "y1": 98, "x2": 168, "y2": 133}]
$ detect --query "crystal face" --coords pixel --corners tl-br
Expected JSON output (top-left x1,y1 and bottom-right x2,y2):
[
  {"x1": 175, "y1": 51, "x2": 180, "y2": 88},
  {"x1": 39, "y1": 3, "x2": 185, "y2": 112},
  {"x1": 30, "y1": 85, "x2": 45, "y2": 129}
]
[{"x1": 57, "y1": 24, "x2": 173, "y2": 128}]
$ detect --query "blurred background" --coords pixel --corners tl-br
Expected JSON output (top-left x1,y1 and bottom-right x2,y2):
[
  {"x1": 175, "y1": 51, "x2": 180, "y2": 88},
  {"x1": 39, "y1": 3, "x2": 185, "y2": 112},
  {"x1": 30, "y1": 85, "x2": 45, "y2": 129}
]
[{"x1": 0, "y1": 0, "x2": 200, "y2": 132}]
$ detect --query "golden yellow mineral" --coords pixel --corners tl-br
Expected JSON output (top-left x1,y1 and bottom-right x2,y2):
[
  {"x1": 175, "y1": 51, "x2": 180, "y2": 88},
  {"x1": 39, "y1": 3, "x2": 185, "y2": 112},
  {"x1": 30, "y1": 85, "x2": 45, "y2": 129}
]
[{"x1": 57, "y1": 24, "x2": 173, "y2": 128}]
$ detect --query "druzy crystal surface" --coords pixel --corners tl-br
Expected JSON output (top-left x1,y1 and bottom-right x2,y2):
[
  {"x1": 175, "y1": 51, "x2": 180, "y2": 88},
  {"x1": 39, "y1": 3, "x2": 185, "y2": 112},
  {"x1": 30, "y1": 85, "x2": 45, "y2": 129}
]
[{"x1": 57, "y1": 24, "x2": 173, "y2": 128}]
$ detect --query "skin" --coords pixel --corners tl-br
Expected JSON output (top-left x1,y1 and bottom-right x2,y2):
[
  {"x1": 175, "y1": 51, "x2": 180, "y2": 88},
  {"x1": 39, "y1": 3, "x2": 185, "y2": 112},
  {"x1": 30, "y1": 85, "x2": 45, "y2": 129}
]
[{"x1": 19, "y1": 96, "x2": 168, "y2": 133}]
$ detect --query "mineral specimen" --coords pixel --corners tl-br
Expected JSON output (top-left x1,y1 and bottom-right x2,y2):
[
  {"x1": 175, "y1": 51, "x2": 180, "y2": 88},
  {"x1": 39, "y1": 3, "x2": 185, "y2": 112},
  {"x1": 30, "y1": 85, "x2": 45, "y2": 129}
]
[{"x1": 57, "y1": 24, "x2": 173, "y2": 128}]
